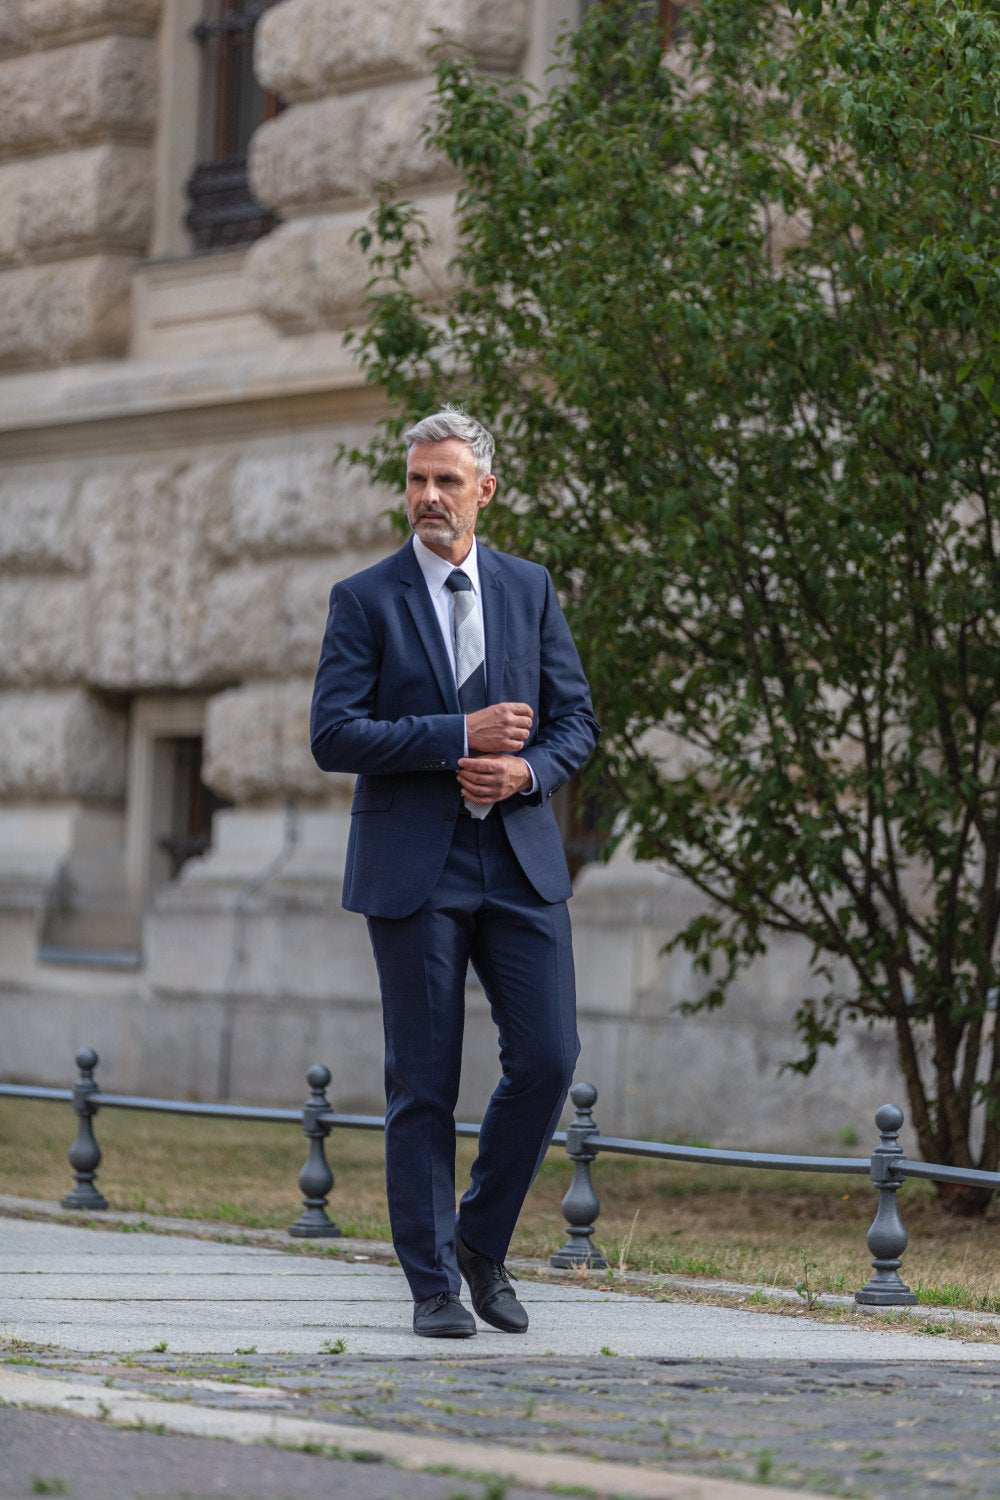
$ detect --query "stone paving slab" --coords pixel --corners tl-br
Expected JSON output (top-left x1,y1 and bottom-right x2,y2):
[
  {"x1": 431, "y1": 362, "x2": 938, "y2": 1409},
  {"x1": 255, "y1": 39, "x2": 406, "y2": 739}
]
[{"x1": 2, "y1": 1216, "x2": 996, "y2": 1362}]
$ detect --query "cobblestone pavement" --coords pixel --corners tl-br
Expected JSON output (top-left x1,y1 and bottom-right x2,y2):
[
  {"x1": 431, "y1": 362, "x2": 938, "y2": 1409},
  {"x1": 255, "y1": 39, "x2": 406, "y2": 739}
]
[{"x1": 3, "y1": 1347, "x2": 999, "y2": 1499}]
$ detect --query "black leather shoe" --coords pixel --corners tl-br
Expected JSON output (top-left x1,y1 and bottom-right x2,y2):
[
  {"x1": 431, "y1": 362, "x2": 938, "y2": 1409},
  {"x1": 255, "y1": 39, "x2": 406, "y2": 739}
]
[
  {"x1": 412, "y1": 1291, "x2": 477, "y2": 1338},
  {"x1": 455, "y1": 1232, "x2": 529, "y2": 1333}
]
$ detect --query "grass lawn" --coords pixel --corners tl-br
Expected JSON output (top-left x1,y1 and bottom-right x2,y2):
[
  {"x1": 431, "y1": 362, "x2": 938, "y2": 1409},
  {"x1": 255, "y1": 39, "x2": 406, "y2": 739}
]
[{"x1": 1, "y1": 1097, "x2": 998, "y2": 1313}]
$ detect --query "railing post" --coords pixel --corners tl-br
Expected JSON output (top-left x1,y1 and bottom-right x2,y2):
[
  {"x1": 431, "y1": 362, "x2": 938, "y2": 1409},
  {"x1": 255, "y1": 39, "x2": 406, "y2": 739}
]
[
  {"x1": 550, "y1": 1081, "x2": 608, "y2": 1270},
  {"x1": 289, "y1": 1064, "x2": 342, "y2": 1238},
  {"x1": 855, "y1": 1103, "x2": 917, "y2": 1306},
  {"x1": 61, "y1": 1047, "x2": 108, "y2": 1211}
]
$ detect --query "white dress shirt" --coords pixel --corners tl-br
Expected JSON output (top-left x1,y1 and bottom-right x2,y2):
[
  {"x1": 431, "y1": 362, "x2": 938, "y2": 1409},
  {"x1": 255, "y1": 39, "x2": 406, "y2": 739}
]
[
  {"x1": 411, "y1": 534, "x2": 537, "y2": 796},
  {"x1": 412, "y1": 533, "x2": 484, "y2": 687}
]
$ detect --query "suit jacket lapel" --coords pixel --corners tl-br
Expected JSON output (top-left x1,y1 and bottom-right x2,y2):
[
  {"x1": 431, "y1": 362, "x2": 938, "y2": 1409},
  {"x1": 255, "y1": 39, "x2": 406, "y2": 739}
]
[
  {"x1": 478, "y1": 545, "x2": 507, "y2": 706},
  {"x1": 397, "y1": 541, "x2": 461, "y2": 712}
]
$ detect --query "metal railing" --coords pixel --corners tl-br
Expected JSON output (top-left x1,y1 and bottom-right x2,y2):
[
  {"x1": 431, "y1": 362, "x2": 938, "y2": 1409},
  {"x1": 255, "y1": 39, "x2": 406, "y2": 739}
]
[{"x1": 2, "y1": 1050, "x2": 998, "y2": 1307}]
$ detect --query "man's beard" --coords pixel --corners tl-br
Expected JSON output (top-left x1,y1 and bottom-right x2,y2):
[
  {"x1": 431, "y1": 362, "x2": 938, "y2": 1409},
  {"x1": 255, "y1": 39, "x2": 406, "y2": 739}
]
[{"x1": 410, "y1": 511, "x2": 472, "y2": 546}]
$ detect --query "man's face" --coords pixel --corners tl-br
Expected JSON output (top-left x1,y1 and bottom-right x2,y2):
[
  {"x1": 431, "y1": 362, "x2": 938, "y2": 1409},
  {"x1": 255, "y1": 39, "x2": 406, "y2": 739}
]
[{"x1": 405, "y1": 439, "x2": 496, "y2": 563}]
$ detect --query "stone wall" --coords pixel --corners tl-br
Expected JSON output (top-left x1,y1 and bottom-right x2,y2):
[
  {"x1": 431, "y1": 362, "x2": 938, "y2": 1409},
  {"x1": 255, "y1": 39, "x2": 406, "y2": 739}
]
[
  {"x1": 0, "y1": 2, "x2": 160, "y2": 367},
  {"x1": 0, "y1": 0, "x2": 911, "y2": 1151}
]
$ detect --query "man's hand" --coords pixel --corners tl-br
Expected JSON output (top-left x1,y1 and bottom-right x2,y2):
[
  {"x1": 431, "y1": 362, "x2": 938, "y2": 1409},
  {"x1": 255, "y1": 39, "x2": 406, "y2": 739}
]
[
  {"x1": 466, "y1": 701, "x2": 533, "y2": 753},
  {"x1": 457, "y1": 755, "x2": 533, "y2": 805}
]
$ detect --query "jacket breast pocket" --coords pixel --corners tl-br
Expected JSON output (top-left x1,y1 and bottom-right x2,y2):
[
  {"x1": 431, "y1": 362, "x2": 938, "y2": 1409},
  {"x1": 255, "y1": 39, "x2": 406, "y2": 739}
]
[{"x1": 351, "y1": 788, "x2": 395, "y2": 814}]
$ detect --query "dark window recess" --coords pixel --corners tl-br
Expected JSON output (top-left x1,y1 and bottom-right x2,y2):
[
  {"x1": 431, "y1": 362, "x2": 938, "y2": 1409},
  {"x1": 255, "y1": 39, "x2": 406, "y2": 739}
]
[
  {"x1": 186, "y1": 0, "x2": 282, "y2": 251},
  {"x1": 586, "y1": 0, "x2": 688, "y2": 48},
  {"x1": 650, "y1": 0, "x2": 687, "y2": 47},
  {"x1": 157, "y1": 738, "x2": 232, "y2": 879}
]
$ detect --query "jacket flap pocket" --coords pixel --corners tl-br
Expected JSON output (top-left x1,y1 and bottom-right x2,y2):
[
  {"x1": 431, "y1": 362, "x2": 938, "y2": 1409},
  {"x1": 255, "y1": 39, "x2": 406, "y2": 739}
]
[{"x1": 351, "y1": 788, "x2": 395, "y2": 814}]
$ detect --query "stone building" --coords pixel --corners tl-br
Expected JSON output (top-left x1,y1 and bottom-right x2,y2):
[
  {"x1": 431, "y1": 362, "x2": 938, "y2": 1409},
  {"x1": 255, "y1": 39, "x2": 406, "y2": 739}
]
[{"x1": 0, "y1": 0, "x2": 904, "y2": 1146}]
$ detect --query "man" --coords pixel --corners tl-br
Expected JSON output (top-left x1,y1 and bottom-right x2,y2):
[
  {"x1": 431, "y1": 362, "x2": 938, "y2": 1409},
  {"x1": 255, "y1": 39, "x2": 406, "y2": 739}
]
[{"x1": 310, "y1": 406, "x2": 599, "y2": 1338}]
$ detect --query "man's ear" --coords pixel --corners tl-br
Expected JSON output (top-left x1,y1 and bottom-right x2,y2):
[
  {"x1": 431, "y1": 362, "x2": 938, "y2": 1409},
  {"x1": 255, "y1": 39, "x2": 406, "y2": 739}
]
[{"x1": 478, "y1": 475, "x2": 497, "y2": 509}]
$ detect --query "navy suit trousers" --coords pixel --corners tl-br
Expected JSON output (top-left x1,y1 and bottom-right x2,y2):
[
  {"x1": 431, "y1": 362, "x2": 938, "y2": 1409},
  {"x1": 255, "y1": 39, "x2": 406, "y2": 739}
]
[{"x1": 367, "y1": 811, "x2": 579, "y2": 1301}]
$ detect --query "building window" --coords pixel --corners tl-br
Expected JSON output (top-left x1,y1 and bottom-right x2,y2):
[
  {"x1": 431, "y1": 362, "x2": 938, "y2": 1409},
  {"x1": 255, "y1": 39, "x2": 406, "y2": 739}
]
[
  {"x1": 155, "y1": 737, "x2": 232, "y2": 881},
  {"x1": 126, "y1": 698, "x2": 232, "y2": 911},
  {"x1": 186, "y1": 0, "x2": 282, "y2": 251},
  {"x1": 585, "y1": 0, "x2": 688, "y2": 47},
  {"x1": 651, "y1": 0, "x2": 687, "y2": 47}
]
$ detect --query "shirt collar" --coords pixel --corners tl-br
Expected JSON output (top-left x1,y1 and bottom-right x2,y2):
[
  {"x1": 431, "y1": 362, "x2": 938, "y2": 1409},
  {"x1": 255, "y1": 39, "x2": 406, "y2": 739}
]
[{"x1": 412, "y1": 533, "x2": 480, "y2": 595}]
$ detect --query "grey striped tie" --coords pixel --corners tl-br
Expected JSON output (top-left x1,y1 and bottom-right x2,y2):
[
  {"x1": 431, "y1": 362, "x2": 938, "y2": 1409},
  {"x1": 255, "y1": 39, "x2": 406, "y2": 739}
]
[{"x1": 446, "y1": 569, "x2": 488, "y2": 819}]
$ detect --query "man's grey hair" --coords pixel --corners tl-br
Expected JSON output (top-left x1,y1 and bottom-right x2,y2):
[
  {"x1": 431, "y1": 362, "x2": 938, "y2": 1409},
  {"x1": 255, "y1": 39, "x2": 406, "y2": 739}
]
[{"x1": 404, "y1": 404, "x2": 496, "y2": 478}]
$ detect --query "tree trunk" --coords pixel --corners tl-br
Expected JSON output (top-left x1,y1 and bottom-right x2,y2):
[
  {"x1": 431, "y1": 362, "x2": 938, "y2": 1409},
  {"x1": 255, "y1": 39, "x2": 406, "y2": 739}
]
[{"x1": 935, "y1": 1182, "x2": 995, "y2": 1218}]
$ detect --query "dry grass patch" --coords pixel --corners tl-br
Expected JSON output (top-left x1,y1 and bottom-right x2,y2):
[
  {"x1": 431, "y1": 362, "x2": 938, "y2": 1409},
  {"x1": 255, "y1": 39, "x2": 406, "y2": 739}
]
[{"x1": 2, "y1": 1098, "x2": 998, "y2": 1311}]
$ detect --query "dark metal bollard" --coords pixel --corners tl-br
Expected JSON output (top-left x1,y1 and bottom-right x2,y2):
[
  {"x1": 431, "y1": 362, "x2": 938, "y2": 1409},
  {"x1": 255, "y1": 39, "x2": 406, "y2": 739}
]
[
  {"x1": 855, "y1": 1103, "x2": 917, "y2": 1306},
  {"x1": 289, "y1": 1064, "x2": 342, "y2": 1238},
  {"x1": 61, "y1": 1047, "x2": 109, "y2": 1211},
  {"x1": 550, "y1": 1081, "x2": 608, "y2": 1269}
]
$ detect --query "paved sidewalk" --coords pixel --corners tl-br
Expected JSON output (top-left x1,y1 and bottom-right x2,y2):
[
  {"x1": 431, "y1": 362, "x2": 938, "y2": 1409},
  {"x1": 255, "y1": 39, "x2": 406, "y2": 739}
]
[
  {"x1": 3, "y1": 1210, "x2": 1000, "y2": 1500},
  {"x1": 2, "y1": 1214, "x2": 996, "y2": 1361}
]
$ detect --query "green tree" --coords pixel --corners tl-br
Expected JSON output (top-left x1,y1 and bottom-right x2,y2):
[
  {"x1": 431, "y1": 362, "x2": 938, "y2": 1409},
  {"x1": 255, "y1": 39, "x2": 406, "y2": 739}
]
[{"x1": 344, "y1": 0, "x2": 1000, "y2": 1209}]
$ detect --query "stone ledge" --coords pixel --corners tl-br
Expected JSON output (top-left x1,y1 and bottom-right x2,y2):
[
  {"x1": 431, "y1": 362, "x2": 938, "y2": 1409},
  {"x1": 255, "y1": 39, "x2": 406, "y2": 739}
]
[
  {"x1": 0, "y1": 328, "x2": 366, "y2": 449},
  {"x1": 131, "y1": 250, "x2": 280, "y2": 362}
]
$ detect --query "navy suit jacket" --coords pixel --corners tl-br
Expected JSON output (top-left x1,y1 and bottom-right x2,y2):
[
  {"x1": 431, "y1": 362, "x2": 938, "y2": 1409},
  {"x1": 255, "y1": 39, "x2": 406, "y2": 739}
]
[{"x1": 310, "y1": 539, "x2": 600, "y2": 918}]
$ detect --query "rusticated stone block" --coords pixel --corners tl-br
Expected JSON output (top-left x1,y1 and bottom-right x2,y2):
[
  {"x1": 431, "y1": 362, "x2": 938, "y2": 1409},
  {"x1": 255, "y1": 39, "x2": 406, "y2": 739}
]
[
  {"x1": 20, "y1": 0, "x2": 162, "y2": 44},
  {"x1": 0, "y1": 471, "x2": 82, "y2": 572},
  {"x1": 199, "y1": 563, "x2": 289, "y2": 680},
  {"x1": 178, "y1": 454, "x2": 237, "y2": 565},
  {"x1": 249, "y1": 94, "x2": 367, "y2": 213},
  {"x1": 200, "y1": 554, "x2": 373, "y2": 680},
  {"x1": 229, "y1": 441, "x2": 395, "y2": 558},
  {"x1": 0, "y1": 688, "x2": 126, "y2": 799},
  {"x1": 80, "y1": 461, "x2": 251, "y2": 692},
  {"x1": 250, "y1": 83, "x2": 444, "y2": 216},
  {"x1": 243, "y1": 217, "x2": 316, "y2": 330},
  {"x1": 203, "y1": 679, "x2": 330, "y2": 803},
  {"x1": 198, "y1": 552, "x2": 386, "y2": 680},
  {"x1": 0, "y1": 3, "x2": 27, "y2": 54},
  {"x1": 256, "y1": 0, "x2": 529, "y2": 101},
  {"x1": 81, "y1": 465, "x2": 226, "y2": 691},
  {"x1": 74, "y1": 456, "x2": 238, "y2": 691},
  {"x1": 0, "y1": 255, "x2": 132, "y2": 367},
  {"x1": 246, "y1": 195, "x2": 458, "y2": 330},
  {"x1": 0, "y1": 35, "x2": 156, "y2": 159},
  {"x1": 0, "y1": 577, "x2": 89, "y2": 685},
  {"x1": 0, "y1": 146, "x2": 152, "y2": 265},
  {"x1": 285, "y1": 556, "x2": 364, "y2": 674}
]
